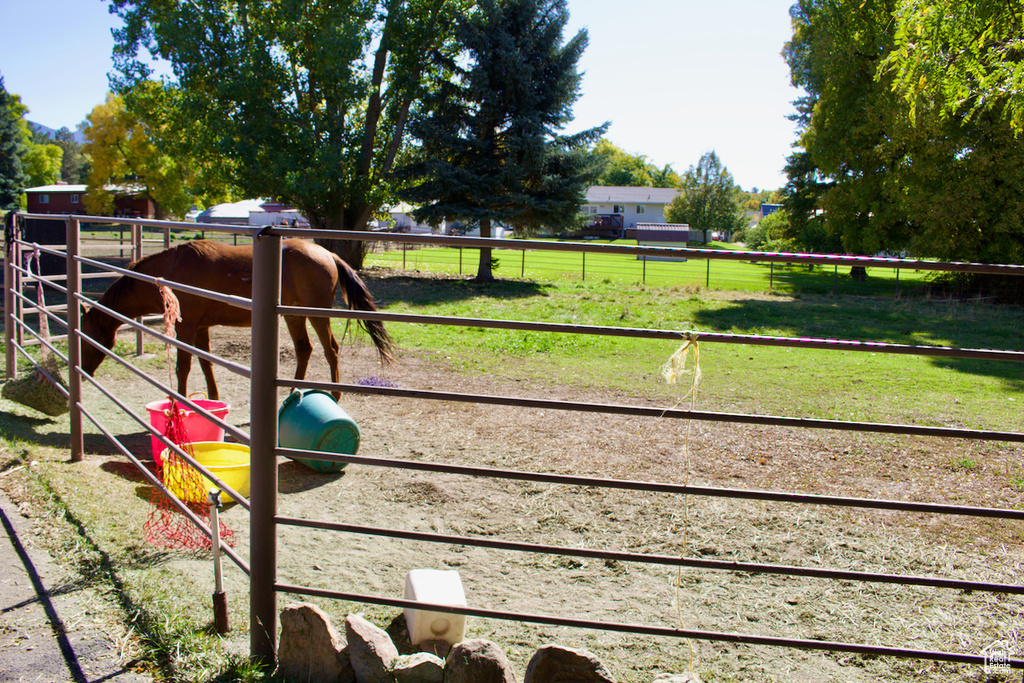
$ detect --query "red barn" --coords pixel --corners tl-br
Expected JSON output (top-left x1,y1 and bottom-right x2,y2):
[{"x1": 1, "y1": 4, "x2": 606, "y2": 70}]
[{"x1": 24, "y1": 183, "x2": 156, "y2": 218}]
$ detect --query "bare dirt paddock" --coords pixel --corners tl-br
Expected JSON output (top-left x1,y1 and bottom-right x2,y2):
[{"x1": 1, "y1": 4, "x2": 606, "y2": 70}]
[{"x1": 46, "y1": 316, "x2": 1024, "y2": 683}]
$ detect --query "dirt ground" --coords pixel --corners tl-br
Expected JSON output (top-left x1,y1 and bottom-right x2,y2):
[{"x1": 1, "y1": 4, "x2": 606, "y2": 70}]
[{"x1": 21, "y1": 311, "x2": 1024, "y2": 683}]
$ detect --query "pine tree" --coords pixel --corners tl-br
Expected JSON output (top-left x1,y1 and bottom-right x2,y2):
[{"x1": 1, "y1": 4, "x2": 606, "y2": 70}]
[
  {"x1": 0, "y1": 75, "x2": 28, "y2": 212},
  {"x1": 400, "y1": 0, "x2": 606, "y2": 281},
  {"x1": 55, "y1": 127, "x2": 89, "y2": 184}
]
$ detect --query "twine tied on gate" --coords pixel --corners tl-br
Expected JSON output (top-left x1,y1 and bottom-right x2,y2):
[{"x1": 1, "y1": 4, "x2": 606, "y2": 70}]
[
  {"x1": 661, "y1": 328, "x2": 702, "y2": 680},
  {"x1": 661, "y1": 330, "x2": 701, "y2": 399},
  {"x1": 159, "y1": 284, "x2": 182, "y2": 373}
]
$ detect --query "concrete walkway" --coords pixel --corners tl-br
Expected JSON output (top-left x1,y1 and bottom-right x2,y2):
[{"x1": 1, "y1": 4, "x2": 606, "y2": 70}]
[{"x1": 0, "y1": 489, "x2": 151, "y2": 683}]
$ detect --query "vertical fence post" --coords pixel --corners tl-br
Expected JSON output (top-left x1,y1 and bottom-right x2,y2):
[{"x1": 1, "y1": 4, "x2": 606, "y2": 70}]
[
  {"x1": 402, "y1": 241, "x2": 407, "y2": 270},
  {"x1": 133, "y1": 223, "x2": 144, "y2": 356},
  {"x1": 642, "y1": 255, "x2": 646, "y2": 284},
  {"x1": 833, "y1": 265, "x2": 838, "y2": 295},
  {"x1": 521, "y1": 248, "x2": 525, "y2": 278},
  {"x1": 895, "y1": 267, "x2": 900, "y2": 299},
  {"x1": 459, "y1": 247, "x2": 463, "y2": 275},
  {"x1": 163, "y1": 224, "x2": 171, "y2": 250},
  {"x1": 769, "y1": 262, "x2": 774, "y2": 292},
  {"x1": 14, "y1": 228, "x2": 23, "y2": 351},
  {"x1": 706, "y1": 259, "x2": 711, "y2": 288},
  {"x1": 66, "y1": 217, "x2": 83, "y2": 462},
  {"x1": 4, "y1": 215, "x2": 17, "y2": 380},
  {"x1": 582, "y1": 251, "x2": 586, "y2": 282},
  {"x1": 250, "y1": 230, "x2": 282, "y2": 669}
]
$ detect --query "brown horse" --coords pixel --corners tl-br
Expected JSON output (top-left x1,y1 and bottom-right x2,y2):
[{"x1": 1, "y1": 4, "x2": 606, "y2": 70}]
[{"x1": 81, "y1": 238, "x2": 395, "y2": 400}]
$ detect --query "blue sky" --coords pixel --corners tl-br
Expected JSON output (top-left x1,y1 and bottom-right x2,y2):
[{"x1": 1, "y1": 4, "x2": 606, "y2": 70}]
[{"x1": 0, "y1": 0, "x2": 802, "y2": 192}]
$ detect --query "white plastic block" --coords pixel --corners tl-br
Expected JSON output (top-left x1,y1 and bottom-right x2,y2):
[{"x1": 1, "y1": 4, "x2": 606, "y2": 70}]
[{"x1": 403, "y1": 569, "x2": 467, "y2": 647}]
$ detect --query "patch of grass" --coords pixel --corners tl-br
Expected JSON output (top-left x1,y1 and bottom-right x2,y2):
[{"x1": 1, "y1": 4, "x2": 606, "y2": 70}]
[
  {"x1": 948, "y1": 457, "x2": 981, "y2": 472},
  {"x1": 364, "y1": 271, "x2": 1023, "y2": 433}
]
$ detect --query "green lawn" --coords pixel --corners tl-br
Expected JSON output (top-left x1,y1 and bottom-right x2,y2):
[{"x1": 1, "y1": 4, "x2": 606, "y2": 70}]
[
  {"x1": 366, "y1": 239, "x2": 933, "y2": 297},
  {"x1": 363, "y1": 263, "x2": 1023, "y2": 434}
]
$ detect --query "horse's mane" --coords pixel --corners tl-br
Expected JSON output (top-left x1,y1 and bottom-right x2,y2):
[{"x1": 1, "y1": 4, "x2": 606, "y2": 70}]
[{"x1": 98, "y1": 245, "x2": 182, "y2": 309}]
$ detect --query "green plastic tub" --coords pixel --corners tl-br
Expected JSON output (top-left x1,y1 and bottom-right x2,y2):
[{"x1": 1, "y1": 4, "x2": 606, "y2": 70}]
[{"x1": 278, "y1": 389, "x2": 359, "y2": 473}]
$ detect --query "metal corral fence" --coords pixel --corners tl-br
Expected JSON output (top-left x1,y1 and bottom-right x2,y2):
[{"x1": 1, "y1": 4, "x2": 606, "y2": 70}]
[
  {"x1": 4, "y1": 213, "x2": 1024, "y2": 675},
  {"x1": 367, "y1": 235, "x2": 1015, "y2": 299}
]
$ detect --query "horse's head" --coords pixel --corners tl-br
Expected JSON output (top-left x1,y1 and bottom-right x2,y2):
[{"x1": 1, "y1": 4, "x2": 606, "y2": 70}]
[{"x1": 79, "y1": 304, "x2": 118, "y2": 377}]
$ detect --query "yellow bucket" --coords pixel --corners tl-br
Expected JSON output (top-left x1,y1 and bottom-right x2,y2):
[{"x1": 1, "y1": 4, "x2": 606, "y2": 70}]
[{"x1": 162, "y1": 442, "x2": 251, "y2": 504}]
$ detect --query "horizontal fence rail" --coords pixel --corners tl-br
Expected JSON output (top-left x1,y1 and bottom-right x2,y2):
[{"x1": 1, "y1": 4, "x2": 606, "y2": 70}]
[
  {"x1": 287, "y1": 306, "x2": 1024, "y2": 364},
  {"x1": 283, "y1": 377, "x2": 1024, "y2": 443},
  {"x1": 277, "y1": 515, "x2": 1022, "y2": 593},
  {"x1": 273, "y1": 446, "x2": 1024, "y2": 520},
  {"x1": 273, "y1": 227, "x2": 1024, "y2": 276},
  {"x1": 274, "y1": 586, "x2": 1022, "y2": 669}
]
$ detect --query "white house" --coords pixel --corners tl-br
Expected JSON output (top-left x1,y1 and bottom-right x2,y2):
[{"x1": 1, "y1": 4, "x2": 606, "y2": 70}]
[{"x1": 580, "y1": 186, "x2": 679, "y2": 237}]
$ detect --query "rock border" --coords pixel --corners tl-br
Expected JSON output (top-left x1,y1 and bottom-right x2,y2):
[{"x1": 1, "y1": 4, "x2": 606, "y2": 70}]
[{"x1": 276, "y1": 603, "x2": 701, "y2": 683}]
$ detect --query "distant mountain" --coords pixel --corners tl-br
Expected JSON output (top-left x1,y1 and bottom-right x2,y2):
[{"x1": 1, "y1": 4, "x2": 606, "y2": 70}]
[{"x1": 28, "y1": 121, "x2": 86, "y2": 144}]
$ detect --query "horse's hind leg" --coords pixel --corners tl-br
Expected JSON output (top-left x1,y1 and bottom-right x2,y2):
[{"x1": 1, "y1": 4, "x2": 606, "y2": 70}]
[
  {"x1": 285, "y1": 315, "x2": 314, "y2": 382},
  {"x1": 309, "y1": 317, "x2": 341, "y2": 399}
]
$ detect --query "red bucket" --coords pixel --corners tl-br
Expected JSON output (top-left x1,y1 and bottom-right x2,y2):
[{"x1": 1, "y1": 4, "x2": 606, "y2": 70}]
[{"x1": 146, "y1": 398, "x2": 230, "y2": 466}]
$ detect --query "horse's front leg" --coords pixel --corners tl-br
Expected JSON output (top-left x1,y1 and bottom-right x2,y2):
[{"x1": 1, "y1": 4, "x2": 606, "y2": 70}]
[
  {"x1": 285, "y1": 316, "x2": 314, "y2": 383},
  {"x1": 195, "y1": 327, "x2": 219, "y2": 400},
  {"x1": 174, "y1": 345, "x2": 195, "y2": 399},
  {"x1": 174, "y1": 326, "x2": 219, "y2": 401}
]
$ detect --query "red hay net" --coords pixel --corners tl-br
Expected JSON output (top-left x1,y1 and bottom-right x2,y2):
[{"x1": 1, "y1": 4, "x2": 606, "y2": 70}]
[
  {"x1": 143, "y1": 285, "x2": 235, "y2": 550},
  {"x1": 143, "y1": 402, "x2": 237, "y2": 550}
]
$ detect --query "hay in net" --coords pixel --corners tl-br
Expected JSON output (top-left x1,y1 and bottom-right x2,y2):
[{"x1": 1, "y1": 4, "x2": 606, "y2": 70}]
[
  {"x1": 143, "y1": 421, "x2": 236, "y2": 551},
  {"x1": 2, "y1": 354, "x2": 69, "y2": 416},
  {"x1": 2, "y1": 247, "x2": 69, "y2": 416},
  {"x1": 143, "y1": 284, "x2": 235, "y2": 550}
]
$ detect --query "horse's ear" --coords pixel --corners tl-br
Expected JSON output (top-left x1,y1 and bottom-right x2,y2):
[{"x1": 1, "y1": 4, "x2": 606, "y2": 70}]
[{"x1": 80, "y1": 302, "x2": 90, "y2": 317}]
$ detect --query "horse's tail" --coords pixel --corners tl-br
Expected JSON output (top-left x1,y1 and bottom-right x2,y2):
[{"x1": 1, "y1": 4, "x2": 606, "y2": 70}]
[{"x1": 333, "y1": 253, "x2": 396, "y2": 366}]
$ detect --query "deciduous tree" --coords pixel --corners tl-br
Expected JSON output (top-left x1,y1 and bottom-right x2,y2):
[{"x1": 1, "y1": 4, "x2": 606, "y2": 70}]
[
  {"x1": 886, "y1": 0, "x2": 1024, "y2": 134},
  {"x1": 590, "y1": 139, "x2": 679, "y2": 187},
  {"x1": 664, "y1": 151, "x2": 743, "y2": 243},
  {"x1": 111, "y1": 0, "x2": 466, "y2": 268},
  {"x1": 783, "y1": 0, "x2": 1024, "y2": 268},
  {"x1": 83, "y1": 92, "x2": 186, "y2": 218},
  {"x1": 21, "y1": 135, "x2": 62, "y2": 187}
]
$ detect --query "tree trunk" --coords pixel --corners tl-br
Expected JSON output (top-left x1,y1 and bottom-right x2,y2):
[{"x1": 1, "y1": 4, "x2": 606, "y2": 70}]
[
  {"x1": 311, "y1": 204, "x2": 369, "y2": 270},
  {"x1": 475, "y1": 217, "x2": 495, "y2": 281}
]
